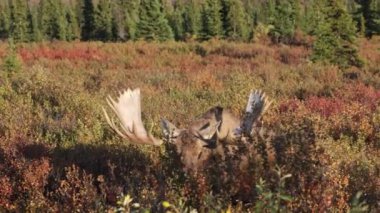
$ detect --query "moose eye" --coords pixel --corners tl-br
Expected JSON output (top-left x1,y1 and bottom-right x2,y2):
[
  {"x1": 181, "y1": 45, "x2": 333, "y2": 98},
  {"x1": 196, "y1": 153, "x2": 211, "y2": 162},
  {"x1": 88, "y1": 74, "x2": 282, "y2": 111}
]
[
  {"x1": 197, "y1": 151, "x2": 203, "y2": 159},
  {"x1": 193, "y1": 133, "x2": 205, "y2": 141},
  {"x1": 199, "y1": 122, "x2": 210, "y2": 131}
]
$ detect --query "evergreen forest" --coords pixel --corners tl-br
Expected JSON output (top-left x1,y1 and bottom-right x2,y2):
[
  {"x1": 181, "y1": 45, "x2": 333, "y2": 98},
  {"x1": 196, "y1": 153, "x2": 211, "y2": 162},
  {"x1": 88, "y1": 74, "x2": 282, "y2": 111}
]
[{"x1": 0, "y1": 0, "x2": 379, "y2": 43}]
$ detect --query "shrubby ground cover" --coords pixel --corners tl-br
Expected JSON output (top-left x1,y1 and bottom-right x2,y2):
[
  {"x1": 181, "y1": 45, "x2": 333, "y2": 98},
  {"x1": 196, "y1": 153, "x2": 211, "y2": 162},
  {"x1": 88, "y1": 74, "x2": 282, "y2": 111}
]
[{"x1": 0, "y1": 38, "x2": 379, "y2": 212}]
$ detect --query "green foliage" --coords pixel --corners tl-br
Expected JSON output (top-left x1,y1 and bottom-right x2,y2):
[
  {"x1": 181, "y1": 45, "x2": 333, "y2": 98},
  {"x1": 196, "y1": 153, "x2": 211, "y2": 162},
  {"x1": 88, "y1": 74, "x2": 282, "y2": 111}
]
[
  {"x1": 37, "y1": 0, "x2": 51, "y2": 39},
  {"x1": 252, "y1": 22, "x2": 273, "y2": 43},
  {"x1": 82, "y1": 0, "x2": 95, "y2": 40},
  {"x1": 9, "y1": 0, "x2": 29, "y2": 42},
  {"x1": 122, "y1": 0, "x2": 140, "y2": 40},
  {"x1": 349, "y1": 192, "x2": 369, "y2": 213},
  {"x1": 358, "y1": 14, "x2": 366, "y2": 37},
  {"x1": 302, "y1": 1, "x2": 324, "y2": 35},
  {"x1": 263, "y1": 0, "x2": 276, "y2": 25},
  {"x1": 2, "y1": 39, "x2": 21, "y2": 75},
  {"x1": 28, "y1": 7, "x2": 42, "y2": 42},
  {"x1": 0, "y1": 0, "x2": 377, "y2": 46},
  {"x1": 182, "y1": 0, "x2": 201, "y2": 40},
  {"x1": 0, "y1": 4, "x2": 11, "y2": 39},
  {"x1": 269, "y1": 0, "x2": 298, "y2": 44},
  {"x1": 65, "y1": 6, "x2": 80, "y2": 41},
  {"x1": 312, "y1": 0, "x2": 364, "y2": 69},
  {"x1": 354, "y1": 0, "x2": 380, "y2": 38},
  {"x1": 136, "y1": 0, "x2": 173, "y2": 41},
  {"x1": 168, "y1": 1, "x2": 185, "y2": 41},
  {"x1": 53, "y1": 1, "x2": 68, "y2": 41},
  {"x1": 114, "y1": 194, "x2": 143, "y2": 212},
  {"x1": 200, "y1": 0, "x2": 223, "y2": 40},
  {"x1": 292, "y1": 0, "x2": 302, "y2": 29},
  {"x1": 94, "y1": 0, "x2": 114, "y2": 41},
  {"x1": 221, "y1": 0, "x2": 249, "y2": 41},
  {"x1": 254, "y1": 168, "x2": 293, "y2": 212},
  {"x1": 37, "y1": 0, "x2": 71, "y2": 41}
]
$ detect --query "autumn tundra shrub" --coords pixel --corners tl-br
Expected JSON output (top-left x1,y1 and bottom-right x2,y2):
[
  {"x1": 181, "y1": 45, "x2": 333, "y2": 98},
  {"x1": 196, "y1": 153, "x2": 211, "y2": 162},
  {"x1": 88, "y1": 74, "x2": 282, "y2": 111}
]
[{"x1": 0, "y1": 39, "x2": 379, "y2": 211}]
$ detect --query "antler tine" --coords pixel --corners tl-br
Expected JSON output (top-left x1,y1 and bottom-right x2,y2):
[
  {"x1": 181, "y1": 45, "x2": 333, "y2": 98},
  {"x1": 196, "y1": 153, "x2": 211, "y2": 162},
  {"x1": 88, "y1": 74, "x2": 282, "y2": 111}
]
[
  {"x1": 102, "y1": 107, "x2": 128, "y2": 139},
  {"x1": 263, "y1": 97, "x2": 273, "y2": 113},
  {"x1": 106, "y1": 96, "x2": 133, "y2": 133},
  {"x1": 106, "y1": 96, "x2": 121, "y2": 118},
  {"x1": 103, "y1": 88, "x2": 163, "y2": 146},
  {"x1": 238, "y1": 89, "x2": 271, "y2": 137}
]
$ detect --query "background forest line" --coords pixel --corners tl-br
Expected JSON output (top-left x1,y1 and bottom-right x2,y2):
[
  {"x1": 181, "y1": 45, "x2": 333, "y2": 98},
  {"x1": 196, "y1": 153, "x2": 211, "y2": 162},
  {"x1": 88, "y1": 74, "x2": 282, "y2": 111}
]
[{"x1": 0, "y1": 0, "x2": 379, "y2": 43}]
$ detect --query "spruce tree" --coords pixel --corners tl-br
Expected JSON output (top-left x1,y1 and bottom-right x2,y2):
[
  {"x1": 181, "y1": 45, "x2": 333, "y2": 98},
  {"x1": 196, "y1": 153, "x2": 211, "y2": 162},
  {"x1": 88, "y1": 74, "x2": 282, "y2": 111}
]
[
  {"x1": 182, "y1": 0, "x2": 201, "y2": 40},
  {"x1": 221, "y1": 0, "x2": 249, "y2": 41},
  {"x1": 66, "y1": 6, "x2": 80, "y2": 41},
  {"x1": 37, "y1": 0, "x2": 67, "y2": 41},
  {"x1": 0, "y1": 4, "x2": 11, "y2": 39},
  {"x1": 111, "y1": 2, "x2": 126, "y2": 40},
  {"x1": 28, "y1": 6, "x2": 42, "y2": 42},
  {"x1": 123, "y1": 0, "x2": 140, "y2": 40},
  {"x1": 292, "y1": 0, "x2": 302, "y2": 29},
  {"x1": 269, "y1": 0, "x2": 297, "y2": 44},
  {"x1": 357, "y1": 14, "x2": 366, "y2": 37},
  {"x1": 74, "y1": 0, "x2": 84, "y2": 31},
  {"x1": 220, "y1": 0, "x2": 229, "y2": 35},
  {"x1": 168, "y1": 0, "x2": 185, "y2": 40},
  {"x1": 200, "y1": 0, "x2": 223, "y2": 40},
  {"x1": 243, "y1": 0, "x2": 257, "y2": 29},
  {"x1": 53, "y1": 0, "x2": 68, "y2": 40},
  {"x1": 3, "y1": 38, "x2": 22, "y2": 76},
  {"x1": 37, "y1": 0, "x2": 50, "y2": 40},
  {"x1": 9, "y1": 0, "x2": 29, "y2": 42},
  {"x1": 354, "y1": 0, "x2": 380, "y2": 38},
  {"x1": 110, "y1": 0, "x2": 138, "y2": 41},
  {"x1": 312, "y1": 0, "x2": 363, "y2": 68},
  {"x1": 82, "y1": 0, "x2": 95, "y2": 40},
  {"x1": 302, "y1": 0, "x2": 325, "y2": 35},
  {"x1": 94, "y1": 0, "x2": 114, "y2": 41},
  {"x1": 136, "y1": 0, "x2": 173, "y2": 41},
  {"x1": 263, "y1": 0, "x2": 276, "y2": 24}
]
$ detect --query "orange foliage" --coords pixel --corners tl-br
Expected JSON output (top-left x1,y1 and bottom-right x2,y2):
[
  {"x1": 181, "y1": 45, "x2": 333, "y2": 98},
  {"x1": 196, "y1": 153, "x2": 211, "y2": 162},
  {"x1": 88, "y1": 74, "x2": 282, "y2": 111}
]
[{"x1": 18, "y1": 43, "x2": 108, "y2": 63}]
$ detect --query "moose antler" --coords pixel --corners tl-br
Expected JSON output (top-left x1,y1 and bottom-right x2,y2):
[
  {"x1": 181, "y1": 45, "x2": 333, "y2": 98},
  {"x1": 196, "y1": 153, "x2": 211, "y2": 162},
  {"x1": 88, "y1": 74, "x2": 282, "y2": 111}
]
[
  {"x1": 235, "y1": 90, "x2": 272, "y2": 136},
  {"x1": 103, "y1": 88, "x2": 163, "y2": 146}
]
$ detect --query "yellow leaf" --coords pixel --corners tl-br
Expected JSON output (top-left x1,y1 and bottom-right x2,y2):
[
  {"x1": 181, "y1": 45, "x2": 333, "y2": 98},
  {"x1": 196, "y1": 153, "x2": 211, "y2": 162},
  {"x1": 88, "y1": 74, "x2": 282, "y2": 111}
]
[{"x1": 162, "y1": 201, "x2": 171, "y2": 208}]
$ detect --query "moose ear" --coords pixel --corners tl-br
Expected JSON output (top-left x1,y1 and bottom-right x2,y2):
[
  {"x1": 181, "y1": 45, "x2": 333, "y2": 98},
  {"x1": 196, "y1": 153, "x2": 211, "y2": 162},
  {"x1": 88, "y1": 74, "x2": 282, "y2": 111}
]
[{"x1": 160, "y1": 119, "x2": 181, "y2": 138}]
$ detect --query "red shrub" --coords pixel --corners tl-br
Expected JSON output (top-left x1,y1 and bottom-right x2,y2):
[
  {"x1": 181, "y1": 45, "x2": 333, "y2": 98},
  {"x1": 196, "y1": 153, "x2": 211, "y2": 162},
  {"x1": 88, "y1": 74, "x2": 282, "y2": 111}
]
[
  {"x1": 279, "y1": 45, "x2": 309, "y2": 65},
  {"x1": 23, "y1": 158, "x2": 51, "y2": 190},
  {"x1": 54, "y1": 165, "x2": 99, "y2": 211},
  {"x1": 306, "y1": 96, "x2": 344, "y2": 117},
  {"x1": 0, "y1": 140, "x2": 52, "y2": 211},
  {"x1": 337, "y1": 84, "x2": 380, "y2": 111},
  {"x1": 279, "y1": 99, "x2": 302, "y2": 113},
  {"x1": 18, "y1": 46, "x2": 107, "y2": 62},
  {"x1": 0, "y1": 176, "x2": 13, "y2": 210},
  {"x1": 358, "y1": 37, "x2": 380, "y2": 66}
]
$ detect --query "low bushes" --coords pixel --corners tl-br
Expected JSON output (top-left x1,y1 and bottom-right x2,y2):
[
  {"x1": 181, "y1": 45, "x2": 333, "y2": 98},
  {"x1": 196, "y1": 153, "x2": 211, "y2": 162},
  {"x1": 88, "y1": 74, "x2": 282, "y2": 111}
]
[{"x1": 0, "y1": 39, "x2": 379, "y2": 211}]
